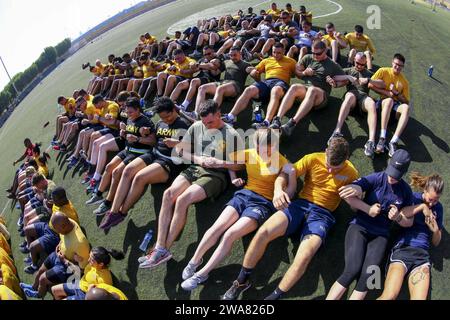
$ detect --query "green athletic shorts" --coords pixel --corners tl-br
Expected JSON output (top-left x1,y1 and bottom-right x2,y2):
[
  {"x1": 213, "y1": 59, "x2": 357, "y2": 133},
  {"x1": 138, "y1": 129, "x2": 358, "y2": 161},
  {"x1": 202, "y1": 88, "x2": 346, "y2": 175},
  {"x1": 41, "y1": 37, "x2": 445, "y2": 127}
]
[{"x1": 180, "y1": 165, "x2": 228, "y2": 199}]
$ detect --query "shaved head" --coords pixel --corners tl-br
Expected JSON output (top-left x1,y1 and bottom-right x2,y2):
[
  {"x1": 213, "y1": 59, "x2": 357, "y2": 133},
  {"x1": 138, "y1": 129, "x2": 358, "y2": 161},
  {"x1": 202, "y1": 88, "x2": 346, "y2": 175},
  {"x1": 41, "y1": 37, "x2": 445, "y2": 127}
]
[{"x1": 85, "y1": 287, "x2": 118, "y2": 300}]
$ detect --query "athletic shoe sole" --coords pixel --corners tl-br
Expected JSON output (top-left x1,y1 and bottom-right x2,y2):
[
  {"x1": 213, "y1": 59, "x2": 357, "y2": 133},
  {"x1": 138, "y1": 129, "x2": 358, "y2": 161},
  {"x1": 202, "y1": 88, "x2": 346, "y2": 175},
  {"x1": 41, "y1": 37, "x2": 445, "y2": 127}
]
[{"x1": 139, "y1": 253, "x2": 173, "y2": 269}]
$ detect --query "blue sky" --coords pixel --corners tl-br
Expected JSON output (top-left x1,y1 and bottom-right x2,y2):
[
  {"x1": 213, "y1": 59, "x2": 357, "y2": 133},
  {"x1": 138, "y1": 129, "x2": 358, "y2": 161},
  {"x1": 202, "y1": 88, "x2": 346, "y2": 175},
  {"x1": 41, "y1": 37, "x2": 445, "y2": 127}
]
[{"x1": 0, "y1": 0, "x2": 142, "y2": 91}]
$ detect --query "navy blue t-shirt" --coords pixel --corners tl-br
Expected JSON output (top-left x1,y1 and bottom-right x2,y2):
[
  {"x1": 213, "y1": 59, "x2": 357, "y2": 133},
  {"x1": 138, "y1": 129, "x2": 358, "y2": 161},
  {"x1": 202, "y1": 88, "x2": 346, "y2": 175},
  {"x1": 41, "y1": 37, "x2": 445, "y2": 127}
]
[
  {"x1": 350, "y1": 172, "x2": 414, "y2": 237},
  {"x1": 395, "y1": 192, "x2": 444, "y2": 251}
]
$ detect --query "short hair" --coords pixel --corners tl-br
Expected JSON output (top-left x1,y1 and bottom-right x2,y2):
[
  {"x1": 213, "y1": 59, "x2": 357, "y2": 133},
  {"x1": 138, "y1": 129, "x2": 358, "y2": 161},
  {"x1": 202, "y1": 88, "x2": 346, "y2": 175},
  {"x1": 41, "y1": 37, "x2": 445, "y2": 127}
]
[
  {"x1": 32, "y1": 174, "x2": 46, "y2": 186},
  {"x1": 57, "y1": 96, "x2": 65, "y2": 104},
  {"x1": 312, "y1": 40, "x2": 327, "y2": 50},
  {"x1": 393, "y1": 53, "x2": 406, "y2": 64},
  {"x1": 199, "y1": 100, "x2": 219, "y2": 118},
  {"x1": 327, "y1": 137, "x2": 350, "y2": 166},
  {"x1": 78, "y1": 89, "x2": 87, "y2": 96},
  {"x1": 230, "y1": 46, "x2": 241, "y2": 53},
  {"x1": 173, "y1": 49, "x2": 184, "y2": 56},
  {"x1": 175, "y1": 30, "x2": 182, "y2": 35},
  {"x1": 300, "y1": 5, "x2": 306, "y2": 12},
  {"x1": 271, "y1": 2, "x2": 277, "y2": 6},
  {"x1": 273, "y1": 42, "x2": 285, "y2": 50},
  {"x1": 326, "y1": 22, "x2": 334, "y2": 29},
  {"x1": 354, "y1": 25, "x2": 364, "y2": 33},
  {"x1": 302, "y1": 20, "x2": 312, "y2": 27},
  {"x1": 122, "y1": 53, "x2": 131, "y2": 60},
  {"x1": 92, "y1": 94, "x2": 104, "y2": 105},
  {"x1": 154, "y1": 97, "x2": 176, "y2": 114},
  {"x1": 116, "y1": 91, "x2": 131, "y2": 103},
  {"x1": 248, "y1": 7, "x2": 253, "y2": 12},
  {"x1": 286, "y1": 3, "x2": 292, "y2": 8},
  {"x1": 125, "y1": 97, "x2": 141, "y2": 110},
  {"x1": 51, "y1": 187, "x2": 68, "y2": 203},
  {"x1": 108, "y1": 54, "x2": 115, "y2": 59}
]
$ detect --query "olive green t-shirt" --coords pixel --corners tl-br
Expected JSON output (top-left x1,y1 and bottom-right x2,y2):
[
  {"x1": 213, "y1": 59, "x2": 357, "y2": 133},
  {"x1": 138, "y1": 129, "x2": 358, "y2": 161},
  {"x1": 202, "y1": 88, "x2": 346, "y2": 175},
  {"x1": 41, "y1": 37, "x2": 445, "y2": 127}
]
[
  {"x1": 300, "y1": 54, "x2": 345, "y2": 95},
  {"x1": 344, "y1": 67, "x2": 373, "y2": 95}
]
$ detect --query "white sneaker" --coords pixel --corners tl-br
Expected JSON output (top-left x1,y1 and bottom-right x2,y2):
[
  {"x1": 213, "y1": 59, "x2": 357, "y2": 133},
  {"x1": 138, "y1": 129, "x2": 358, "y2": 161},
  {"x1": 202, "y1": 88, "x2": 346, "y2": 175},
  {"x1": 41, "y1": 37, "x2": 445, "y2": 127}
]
[
  {"x1": 182, "y1": 259, "x2": 203, "y2": 280},
  {"x1": 181, "y1": 273, "x2": 209, "y2": 291}
]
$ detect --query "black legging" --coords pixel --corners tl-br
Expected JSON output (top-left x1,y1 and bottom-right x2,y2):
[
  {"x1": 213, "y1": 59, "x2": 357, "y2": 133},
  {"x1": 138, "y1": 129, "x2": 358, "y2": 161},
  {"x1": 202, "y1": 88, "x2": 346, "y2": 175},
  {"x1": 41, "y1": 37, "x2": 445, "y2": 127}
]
[{"x1": 337, "y1": 223, "x2": 388, "y2": 292}]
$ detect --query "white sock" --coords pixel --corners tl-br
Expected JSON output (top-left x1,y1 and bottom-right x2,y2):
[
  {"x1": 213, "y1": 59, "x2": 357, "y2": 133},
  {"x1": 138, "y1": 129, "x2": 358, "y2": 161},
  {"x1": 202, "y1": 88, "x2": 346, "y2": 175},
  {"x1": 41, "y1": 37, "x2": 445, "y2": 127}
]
[
  {"x1": 181, "y1": 100, "x2": 190, "y2": 110},
  {"x1": 155, "y1": 244, "x2": 166, "y2": 252},
  {"x1": 93, "y1": 173, "x2": 102, "y2": 181},
  {"x1": 391, "y1": 135, "x2": 399, "y2": 144},
  {"x1": 380, "y1": 129, "x2": 387, "y2": 139}
]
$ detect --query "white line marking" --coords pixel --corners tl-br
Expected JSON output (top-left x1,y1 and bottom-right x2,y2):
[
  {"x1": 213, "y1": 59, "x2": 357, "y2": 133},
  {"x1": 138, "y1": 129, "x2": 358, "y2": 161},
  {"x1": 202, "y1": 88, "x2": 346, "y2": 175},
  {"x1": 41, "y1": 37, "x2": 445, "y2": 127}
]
[
  {"x1": 0, "y1": 199, "x2": 11, "y2": 218},
  {"x1": 315, "y1": 0, "x2": 343, "y2": 18}
]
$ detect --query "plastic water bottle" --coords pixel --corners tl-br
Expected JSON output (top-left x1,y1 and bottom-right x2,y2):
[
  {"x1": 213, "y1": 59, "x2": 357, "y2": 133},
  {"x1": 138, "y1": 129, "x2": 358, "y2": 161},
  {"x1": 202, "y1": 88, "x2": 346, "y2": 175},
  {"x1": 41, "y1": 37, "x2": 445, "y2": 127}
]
[
  {"x1": 139, "y1": 229, "x2": 153, "y2": 252},
  {"x1": 428, "y1": 65, "x2": 434, "y2": 77},
  {"x1": 253, "y1": 105, "x2": 263, "y2": 123}
]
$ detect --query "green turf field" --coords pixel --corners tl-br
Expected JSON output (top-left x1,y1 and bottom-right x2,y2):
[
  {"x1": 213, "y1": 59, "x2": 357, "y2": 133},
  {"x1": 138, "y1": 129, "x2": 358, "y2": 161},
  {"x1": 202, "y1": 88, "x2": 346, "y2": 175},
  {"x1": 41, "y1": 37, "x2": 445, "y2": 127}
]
[{"x1": 0, "y1": 0, "x2": 449, "y2": 300}]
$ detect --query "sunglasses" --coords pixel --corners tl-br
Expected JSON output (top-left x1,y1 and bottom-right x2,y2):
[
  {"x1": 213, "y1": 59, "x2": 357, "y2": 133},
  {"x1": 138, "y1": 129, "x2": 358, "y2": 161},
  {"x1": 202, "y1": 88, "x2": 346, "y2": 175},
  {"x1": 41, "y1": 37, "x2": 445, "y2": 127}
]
[{"x1": 312, "y1": 50, "x2": 325, "y2": 56}]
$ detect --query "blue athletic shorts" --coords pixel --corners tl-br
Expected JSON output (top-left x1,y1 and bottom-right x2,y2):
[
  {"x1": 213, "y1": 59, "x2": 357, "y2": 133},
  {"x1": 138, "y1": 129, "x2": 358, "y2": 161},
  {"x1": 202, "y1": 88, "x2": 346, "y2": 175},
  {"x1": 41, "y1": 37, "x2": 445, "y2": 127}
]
[
  {"x1": 254, "y1": 78, "x2": 289, "y2": 102},
  {"x1": 63, "y1": 283, "x2": 87, "y2": 300},
  {"x1": 44, "y1": 252, "x2": 71, "y2": 284},
  {"x1": 283, "y1": 199, "x2": 336, "y2": 241},
  {"x1": 226, "y1": 189, "x2": 276, "y2": 226},
  {"x1": 34, "y1": 222, "x2": 60, "y2": 254}
]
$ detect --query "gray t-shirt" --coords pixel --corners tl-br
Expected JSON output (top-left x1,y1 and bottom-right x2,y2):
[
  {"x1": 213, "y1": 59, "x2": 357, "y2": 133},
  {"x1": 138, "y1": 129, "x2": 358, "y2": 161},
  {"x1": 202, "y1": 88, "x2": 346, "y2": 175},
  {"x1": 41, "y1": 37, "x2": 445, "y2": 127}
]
[
  {"x1": 182, "y1": 121, "x2": 244, "y2": 173},
  {"x1": 300, "y1": 54, "x2": 345, "y2": 95},
  {"x1": 224, "y1": 60, "x2": 251, "y2": 92},
  {"x1": 344, "y1": 67, "x2": 373, "y2": 95}
]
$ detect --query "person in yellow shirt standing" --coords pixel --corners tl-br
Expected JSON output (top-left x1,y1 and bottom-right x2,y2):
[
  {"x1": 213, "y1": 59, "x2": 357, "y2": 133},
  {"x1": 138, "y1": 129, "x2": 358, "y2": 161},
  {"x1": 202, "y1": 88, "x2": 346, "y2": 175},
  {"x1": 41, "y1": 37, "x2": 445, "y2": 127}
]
[
  {"x1": 180, "y1": 129, "x2": 290, "y2": 290},
  {"x1": 155, "y1": 49, "x2": 197, "y2": 100},
  {"x1": 368, "y1": 53, "x2": 410, "y2": 157},
  {"x1": 223, "y1": 43, "x2": 297, "y2": 128},
  {"x1": 51, "y1": 246, "x2": 124, "y2": 300},
  {"x1": 222, "y1": 137, "x2": 359, "y2": 300},
  {"x1": 345, "y1": 25, "x2": 376, "y2": 70},
  {"x1": 21, "y1": 213, "x2": 90, "y2": 299}
]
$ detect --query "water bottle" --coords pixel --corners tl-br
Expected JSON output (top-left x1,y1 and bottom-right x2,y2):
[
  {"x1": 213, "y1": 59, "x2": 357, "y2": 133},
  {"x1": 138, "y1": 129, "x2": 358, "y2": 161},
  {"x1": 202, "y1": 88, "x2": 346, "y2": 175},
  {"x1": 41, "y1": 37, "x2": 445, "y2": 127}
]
[
  {"x1": 253, "y1": 105, "x2": 263, "y2": 123},
  {"x1": 139, "y1": 229, "x2": 153, "y2": 252},
  {"x1": 428, "y1": 65, "x2": 434, "y2": 77}
]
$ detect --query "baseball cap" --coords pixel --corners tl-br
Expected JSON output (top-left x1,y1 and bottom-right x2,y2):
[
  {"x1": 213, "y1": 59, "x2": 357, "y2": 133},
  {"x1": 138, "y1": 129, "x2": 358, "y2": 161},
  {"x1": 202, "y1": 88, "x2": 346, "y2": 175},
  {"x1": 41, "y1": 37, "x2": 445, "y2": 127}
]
[
  {"x1": 385, "y1": 149, "x2": 411, "y2": 180},
  {"x1": 264, "y1": 15, "x2": 273, "y2": 21}
]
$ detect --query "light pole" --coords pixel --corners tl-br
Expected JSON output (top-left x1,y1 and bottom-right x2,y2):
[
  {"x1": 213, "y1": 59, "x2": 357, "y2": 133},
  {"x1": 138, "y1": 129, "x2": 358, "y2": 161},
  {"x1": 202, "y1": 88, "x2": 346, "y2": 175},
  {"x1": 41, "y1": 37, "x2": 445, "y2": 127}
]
[{"x1": 0, "y1": 55, "x2": 19, "y2": 95}]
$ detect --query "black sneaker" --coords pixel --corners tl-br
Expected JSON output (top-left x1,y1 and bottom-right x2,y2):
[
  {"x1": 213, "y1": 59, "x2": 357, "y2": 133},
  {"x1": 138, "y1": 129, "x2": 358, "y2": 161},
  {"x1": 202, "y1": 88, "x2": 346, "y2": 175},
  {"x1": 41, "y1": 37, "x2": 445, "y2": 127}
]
[
  {"x1": 269, "y1": 117, "x2": 282, "y2": 129},
  {"x1": 280, "y1": 119, "x2": 297, "y2": 137},
  {"x1": 364, "y1": 140, "x2": 375, "y2": 158},
  {"x1": 221, "y1": 280, "x2": 251, "y2": 300},
  {"x1": 376, "y1": 138, "x2": 386, "y2": 154}
]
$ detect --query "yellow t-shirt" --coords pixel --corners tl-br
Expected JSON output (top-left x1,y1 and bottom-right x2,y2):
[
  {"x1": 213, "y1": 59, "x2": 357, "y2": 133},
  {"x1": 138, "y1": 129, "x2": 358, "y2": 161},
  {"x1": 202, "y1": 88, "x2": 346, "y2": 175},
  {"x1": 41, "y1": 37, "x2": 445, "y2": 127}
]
[
  {"x1": 0, "y1": 247, "x2": 16, "y2": 275},
  {"x1": 322, "y1": 34, "x2": 345, "y2": 48},
  {"x1": 62, "y1": 97, "x2": 76, "y2": 114},
  {"x1": 92, "y1": 283, "x2": 128, "y2": 300},
  {"x1": 50, "y1": 201, "x2": 79, "y2": 231},
  {"x1": 99, "y1": 101, "x2": 120, "y2": 129},
  {"x1": 230, "y1": 149, "x2": 288, "y2": 200},
  {"x1": 173, "y1": 57, "x2": 196, "y2": 78},
  {"x1": 267, "y1": 8, "x2": 282, "y2": 20},
  {"x1": 218, "y1": 30, "x2": 231, "y2": 38},
  {"x1": 84, "y1": 102, "x2": 96, "y2": 118},
  {"x1": 93, "y1": 64, "x2": 106, "y2": 76},
  {"x1": 34, "y1": 156, "x2": 49, "y2": 178},
  {"x1": 143, "y1": 62, "x2": 159, "y2": 78},
  {"x1": 79, "y1": 265, "x2": 113, "y2": 292},
  {"x1": 255, "y1": 56, "x2": 297, "y2": 84},
  {"x1": 294, "y1": 153, "x2": 359, "y2": 212},
  {"x1": 0, "y1": 285, "x2": 22, "y2": 300},
  {"x1": 345, "y1": 32, "x2": 376, "y2": 55},
  {"x1": 145, "y1": 36, "x2": 157, "y2": 45},
  {"x1": 60, "y1": 219, "x2": 90, "y2": 269},
  {"x1": 0, "y1": 231, "x2": 11, "y2": 256},
  {"x1": 1, "y1": 264, "x2": 23, "y2": 299},
  {"x1": 371, "y1": 67, "x2": 410, "y2": 102}
]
